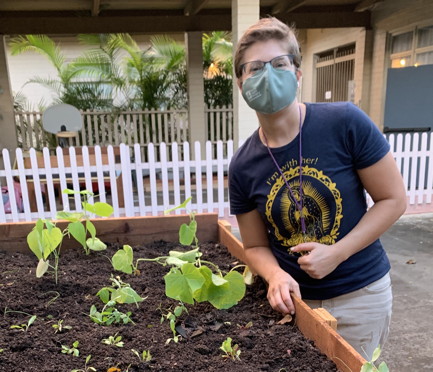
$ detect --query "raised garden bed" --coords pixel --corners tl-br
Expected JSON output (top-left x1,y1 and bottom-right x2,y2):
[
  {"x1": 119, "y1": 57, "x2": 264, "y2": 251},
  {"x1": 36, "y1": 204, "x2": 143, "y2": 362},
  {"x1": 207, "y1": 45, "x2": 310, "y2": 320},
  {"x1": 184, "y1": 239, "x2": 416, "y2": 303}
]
[{"x1": 0, "y1": 214, "x2": 366, "y2": 371}]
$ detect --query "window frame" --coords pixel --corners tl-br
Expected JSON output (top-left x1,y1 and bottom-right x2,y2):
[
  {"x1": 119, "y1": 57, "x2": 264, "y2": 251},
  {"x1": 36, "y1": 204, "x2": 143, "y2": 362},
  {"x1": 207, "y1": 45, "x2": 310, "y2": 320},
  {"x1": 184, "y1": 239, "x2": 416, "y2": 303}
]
[{"x1": 389, "y1": 24, "x2": 433, "y2": 68}]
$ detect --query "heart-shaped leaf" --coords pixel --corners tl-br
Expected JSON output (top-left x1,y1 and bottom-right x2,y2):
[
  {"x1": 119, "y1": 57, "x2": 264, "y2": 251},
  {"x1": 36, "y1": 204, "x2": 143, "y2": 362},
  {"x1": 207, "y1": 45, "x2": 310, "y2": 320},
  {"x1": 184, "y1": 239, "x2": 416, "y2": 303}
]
[
  {"x1": 27, "y1": 226, "x2": 62, "y2": 260},
  {"x1": 112, "y1": 245, "x2": 134, "y2": 274},
  {"x1": 86, "y1": 220, "x2": 96, "y2": 239},
  {"x1": 111, "y1": 287, "x2": 144, "y2": 304},
  {"x1": 179, "y1": 220, "x2": 197, "y2": 246},
  {"x1": 164, "y1": 264, "x2": 205, "y2": 304},
  {"x1": 207, "y1": 270, "x2": 246, "y2": 309},
  {"x1": 169, "y1": 248, "x2": 200, "y2": 262},
  {"x1": 86, "y1": 237, "x2": 107, "y2": 251},
  {"x1": 93, "y1": 202, "x2": 114, "y2": 217},
  {"x1": 68, "y1": 221, "x2": 86, "y2": 249}
]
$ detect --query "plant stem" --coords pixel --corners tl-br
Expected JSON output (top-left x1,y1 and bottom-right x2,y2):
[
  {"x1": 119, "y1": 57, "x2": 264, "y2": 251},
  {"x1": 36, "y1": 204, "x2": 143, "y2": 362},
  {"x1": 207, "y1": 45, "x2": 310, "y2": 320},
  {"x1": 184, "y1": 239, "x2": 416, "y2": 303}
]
[
  {"x1": 3, "y1": 309, "x2": 34, "y2": 317},
  {"x1": 136, "y1": 257, "x2": 168, "y2": 265},
  {"x1": 199, "y1": 260, "x2": 222, "y2": 275}
]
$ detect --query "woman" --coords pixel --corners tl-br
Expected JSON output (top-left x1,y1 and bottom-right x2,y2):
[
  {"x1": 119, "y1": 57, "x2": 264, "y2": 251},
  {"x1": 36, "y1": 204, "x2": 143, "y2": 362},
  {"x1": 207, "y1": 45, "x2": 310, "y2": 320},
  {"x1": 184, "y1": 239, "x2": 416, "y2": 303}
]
[{"x1": 229, "y1": 17, "x2": 407, "y2": 359}]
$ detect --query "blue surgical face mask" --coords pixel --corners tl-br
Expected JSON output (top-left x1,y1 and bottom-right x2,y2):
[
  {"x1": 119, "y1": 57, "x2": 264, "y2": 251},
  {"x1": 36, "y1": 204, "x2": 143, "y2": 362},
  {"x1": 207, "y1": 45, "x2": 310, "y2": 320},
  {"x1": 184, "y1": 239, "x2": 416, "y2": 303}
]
[{"x1": 242, "y1": 64, "x2": 298, "y2": 114}]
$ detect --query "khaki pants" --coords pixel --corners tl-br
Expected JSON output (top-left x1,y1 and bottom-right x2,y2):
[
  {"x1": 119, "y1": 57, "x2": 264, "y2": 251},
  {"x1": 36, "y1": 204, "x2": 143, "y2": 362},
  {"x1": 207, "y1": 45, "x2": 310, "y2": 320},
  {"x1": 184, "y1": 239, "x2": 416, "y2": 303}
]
[{"x1": 303, "y1": 273, "x2": 392, "y2": 360}]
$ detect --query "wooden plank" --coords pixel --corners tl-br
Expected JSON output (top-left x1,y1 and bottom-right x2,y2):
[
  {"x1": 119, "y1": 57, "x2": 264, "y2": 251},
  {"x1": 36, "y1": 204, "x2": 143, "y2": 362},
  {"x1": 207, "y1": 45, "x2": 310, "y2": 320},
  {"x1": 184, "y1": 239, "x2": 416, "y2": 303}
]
[
  {"x1": 217, "y1": 220, "x2": 243, "y2": 263},
  {"x1": 314, "y1": 307, "x2": 337, "y2": 330},
  {"x1": 218, "y1": 219, "x2": 231, "y2": 233},
  {"x1": 218, "y1": 219, "x2": 248, "y2": 265},
  {"x1": 293, "y1": 295, "x2": 366, "y2": 372},
  {"x1": 0, "y1": 214, "x2": 219, "y2": 254}
]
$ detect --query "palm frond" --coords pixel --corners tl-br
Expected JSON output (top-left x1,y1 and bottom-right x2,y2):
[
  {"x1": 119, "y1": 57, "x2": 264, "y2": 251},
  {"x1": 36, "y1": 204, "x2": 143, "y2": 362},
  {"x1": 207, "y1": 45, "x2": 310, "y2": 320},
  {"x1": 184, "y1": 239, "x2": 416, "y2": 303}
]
[
  {"x1": 25, "y1": 76, "x2": 63, "y2": 95},
  {"x1": 150, "y1": 35, "x2": 186, "y2": 69},
  {"x1": 72, "y1": 52, "x2": 114, "y2": 78},
  {"x1": 9, "y1": 35, "x2": 65, "y2": 73},
  {"x1": 212, "y1": 39, "x2": 233, "y2": 62},
  {"x1": 78, "y1": 33, "x2": 110, "y2": 46}
]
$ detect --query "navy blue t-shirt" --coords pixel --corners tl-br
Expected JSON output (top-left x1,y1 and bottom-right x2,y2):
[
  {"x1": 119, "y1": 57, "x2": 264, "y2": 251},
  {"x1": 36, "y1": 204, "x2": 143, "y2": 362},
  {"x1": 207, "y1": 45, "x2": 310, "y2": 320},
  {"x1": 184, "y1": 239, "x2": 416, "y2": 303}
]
[{"x1": 229, "y1": 102, "x2": 391, "y2": 300}]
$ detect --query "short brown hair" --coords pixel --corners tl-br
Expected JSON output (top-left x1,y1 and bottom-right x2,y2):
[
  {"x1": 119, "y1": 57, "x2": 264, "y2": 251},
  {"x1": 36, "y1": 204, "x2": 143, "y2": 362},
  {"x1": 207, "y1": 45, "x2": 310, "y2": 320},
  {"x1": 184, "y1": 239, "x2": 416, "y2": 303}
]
[{"x1": 234, "y1": 17, "x2": 301, "y2": 79}]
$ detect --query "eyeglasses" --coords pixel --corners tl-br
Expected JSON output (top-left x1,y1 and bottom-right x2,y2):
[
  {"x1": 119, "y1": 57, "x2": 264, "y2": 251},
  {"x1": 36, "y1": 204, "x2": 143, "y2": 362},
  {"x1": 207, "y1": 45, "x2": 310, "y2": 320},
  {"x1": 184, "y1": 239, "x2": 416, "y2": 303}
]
[{"x1": 241, "y1": 54, "x2": 295, "y2": 78}]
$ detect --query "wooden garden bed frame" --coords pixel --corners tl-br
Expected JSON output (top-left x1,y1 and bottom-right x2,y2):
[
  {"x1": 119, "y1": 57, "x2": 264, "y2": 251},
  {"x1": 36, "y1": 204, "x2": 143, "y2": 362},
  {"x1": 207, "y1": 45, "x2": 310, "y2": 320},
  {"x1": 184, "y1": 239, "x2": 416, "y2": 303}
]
[{"x1": 0, "y1": 213, "x2": 367, "y2": 372}]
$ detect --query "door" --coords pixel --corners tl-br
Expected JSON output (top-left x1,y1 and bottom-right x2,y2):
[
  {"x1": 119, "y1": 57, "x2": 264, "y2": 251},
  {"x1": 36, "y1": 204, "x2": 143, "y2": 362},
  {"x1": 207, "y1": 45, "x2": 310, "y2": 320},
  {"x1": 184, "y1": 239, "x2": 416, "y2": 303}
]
[{"x1": 315, "y1": 44, "x2": 355, "y2": 103}]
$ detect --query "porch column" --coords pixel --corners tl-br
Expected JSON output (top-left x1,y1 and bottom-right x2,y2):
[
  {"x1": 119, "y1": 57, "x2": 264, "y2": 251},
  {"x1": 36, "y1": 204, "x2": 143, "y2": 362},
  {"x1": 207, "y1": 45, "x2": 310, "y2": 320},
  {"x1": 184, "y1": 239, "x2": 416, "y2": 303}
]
[
  {"x1": 0, "y1": 36, "x2": 18, "y2": 164},
  {"x1": 232, "y1": 0, "x2": 260, "y2": 148},
  {"x1": 186, "y1": 31, "x2": 206, "y2": 157},
  {"x1": 369, "y1": 29, "x2": 387, "y2": 128},
  {"x1": 354, "y1": 28, "x2": 374, "y2": 114}
]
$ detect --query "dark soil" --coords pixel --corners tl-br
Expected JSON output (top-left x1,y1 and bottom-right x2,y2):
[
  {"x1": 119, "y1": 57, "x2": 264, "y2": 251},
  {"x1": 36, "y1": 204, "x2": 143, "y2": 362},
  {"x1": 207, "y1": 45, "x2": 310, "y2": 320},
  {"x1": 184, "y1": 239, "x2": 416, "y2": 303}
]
[{"x1": 0, "y1": 241, "x2": 339, "y2": 372}]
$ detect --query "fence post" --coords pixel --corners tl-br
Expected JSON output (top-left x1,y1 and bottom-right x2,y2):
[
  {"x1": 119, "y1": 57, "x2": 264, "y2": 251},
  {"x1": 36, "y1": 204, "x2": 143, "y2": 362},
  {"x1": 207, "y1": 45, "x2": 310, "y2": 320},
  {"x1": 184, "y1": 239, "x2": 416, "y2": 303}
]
[
  {"x1": 120, "y1": 143, "x2": 134, "y2": 216},
  {"x1": 1, "y1": 148, "x2": 19, "y2": 222}
]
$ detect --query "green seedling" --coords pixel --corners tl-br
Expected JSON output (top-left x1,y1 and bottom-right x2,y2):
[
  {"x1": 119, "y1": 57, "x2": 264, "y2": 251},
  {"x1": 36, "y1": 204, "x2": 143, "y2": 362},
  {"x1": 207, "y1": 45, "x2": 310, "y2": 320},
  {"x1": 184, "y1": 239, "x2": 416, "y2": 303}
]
[
  {"x1": 10, "y1": 315, "x2": 37, "y2": 332},
  {"x1": 61, "y1": 341, "x2": 80, "y2": 357},
  {"x1": 96, "y1": 275, "x2": 145, "y2": 307},
  {"x1": 131, "y1": 349, "x2": 152, "y2": 362},
  {"x1": 112, "y1": 197, "x2": 247, "y2": 310},
  {"x1": 71, "y1": 355, "x2": 96, "y2": 372},
  {"x1": 164, "y1": 197, "x2": 199, "y2": 246},
  {"x1": 220, "y1": 337, "x2": 241, "y2": 361},
  {"x1": 27, "y1": 218, "x2": 63, "y2": 283},
  {"x1": 102, "y1": 333, "x2": 124, "y2": 347},
  {"x1": 58, "y1": 189, "x2": 113, "y2": 255},
  {"x1": 160, "y1": 303, "x2": 188, "y2": 344},
  {"x1": 52, "y1": 319, "x2": 72, "y2": 333},
  {"x1": 89, "y1": 303, "x2": 134, "y2": 326},
  {"x1": 89, "y1": 276, "x2": 142, "y2": 326},
  {"x1": 360, "y1": 345, "x2": 389, "y2": 372},
  {"x1": 26, "y1": 189, "x2": 113, "y2": 283},
  {"x1": 0, "y1": 348, "x2": 5, "y2": 353}
]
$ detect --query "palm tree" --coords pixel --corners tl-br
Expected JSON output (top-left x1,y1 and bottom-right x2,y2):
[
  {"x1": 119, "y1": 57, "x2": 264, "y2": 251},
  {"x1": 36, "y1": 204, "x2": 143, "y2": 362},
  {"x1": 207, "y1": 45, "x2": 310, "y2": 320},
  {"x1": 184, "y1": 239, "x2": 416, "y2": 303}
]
[
  {"x1": 202, "y1": 31, "x2": 233, "y2": 108},
  {"x1": 9, "y1": 35, "x2": 112, "y2": 110},
  {"x1": 10, "y1": 32, "x2": 232, "y2": 111},
  {"x1": 150, "y1": 35, "x2": 187, "y2": 109},
  {"x1": 73, "y1": 33, "x2": 126, "y2": 109},
  {"x1": 106, "y1": 33, "x2": 186, "y2": 110}
]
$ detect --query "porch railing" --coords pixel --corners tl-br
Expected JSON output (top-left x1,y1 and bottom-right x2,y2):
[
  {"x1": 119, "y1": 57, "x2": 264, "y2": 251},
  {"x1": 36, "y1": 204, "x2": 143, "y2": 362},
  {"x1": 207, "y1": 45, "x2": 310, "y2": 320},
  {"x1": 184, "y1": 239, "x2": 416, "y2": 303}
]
[{"x1": 15, "y1": 106, "x2": 233, "y2": 151}]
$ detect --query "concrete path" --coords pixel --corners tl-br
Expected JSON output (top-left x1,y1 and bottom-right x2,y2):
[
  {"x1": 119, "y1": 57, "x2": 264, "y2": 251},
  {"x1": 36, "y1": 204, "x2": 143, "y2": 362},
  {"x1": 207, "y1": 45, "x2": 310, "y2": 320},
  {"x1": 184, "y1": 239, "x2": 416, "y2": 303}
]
[{"x1": 380, "y1": 213, "x2": 433, "y2": 371}]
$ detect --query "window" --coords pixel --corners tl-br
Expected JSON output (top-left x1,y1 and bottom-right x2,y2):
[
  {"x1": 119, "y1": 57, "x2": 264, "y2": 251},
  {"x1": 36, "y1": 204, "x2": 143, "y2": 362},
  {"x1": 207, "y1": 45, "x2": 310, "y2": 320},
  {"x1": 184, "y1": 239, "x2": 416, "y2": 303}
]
[
  {"x1": 390, "y1": 25, "x2": 433, "y2": 68},
  {"x1": 391, "y1": 32, "x2": 413, "y2": 53},
  {"x1": 417, "y1": 26, "x2": 433, "y2": 48}
]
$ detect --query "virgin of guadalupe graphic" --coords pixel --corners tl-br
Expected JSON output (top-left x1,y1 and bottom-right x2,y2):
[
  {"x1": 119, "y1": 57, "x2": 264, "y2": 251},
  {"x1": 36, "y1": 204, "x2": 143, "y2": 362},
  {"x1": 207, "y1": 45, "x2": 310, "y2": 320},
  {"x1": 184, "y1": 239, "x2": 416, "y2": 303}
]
[{"x1": 265, "y1": 166, "x2": 343, "y2": 249}]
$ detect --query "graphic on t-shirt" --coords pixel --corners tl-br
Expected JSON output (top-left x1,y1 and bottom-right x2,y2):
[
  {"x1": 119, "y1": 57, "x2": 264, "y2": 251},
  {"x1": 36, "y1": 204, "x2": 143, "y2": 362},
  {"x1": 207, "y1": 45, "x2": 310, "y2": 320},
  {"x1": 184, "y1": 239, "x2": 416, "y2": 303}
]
[{"x1": 265, "y1": 165, "x2": 342, "y2": 249}]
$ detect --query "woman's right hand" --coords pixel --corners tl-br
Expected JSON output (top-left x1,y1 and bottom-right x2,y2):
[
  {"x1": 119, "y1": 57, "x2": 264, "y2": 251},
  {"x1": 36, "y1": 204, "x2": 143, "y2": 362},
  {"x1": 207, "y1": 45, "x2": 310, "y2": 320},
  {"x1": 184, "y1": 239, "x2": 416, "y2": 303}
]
[{"x1": 266, "y1": 269, "x2": 301, "y2": 315}]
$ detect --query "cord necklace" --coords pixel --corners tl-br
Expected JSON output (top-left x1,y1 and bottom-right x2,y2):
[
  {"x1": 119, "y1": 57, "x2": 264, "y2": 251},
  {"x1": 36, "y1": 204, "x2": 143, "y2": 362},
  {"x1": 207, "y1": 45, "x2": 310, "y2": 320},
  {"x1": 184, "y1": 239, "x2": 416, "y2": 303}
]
[{"x1": 262, "y1": 104, "x2": 307, "y2": 238}]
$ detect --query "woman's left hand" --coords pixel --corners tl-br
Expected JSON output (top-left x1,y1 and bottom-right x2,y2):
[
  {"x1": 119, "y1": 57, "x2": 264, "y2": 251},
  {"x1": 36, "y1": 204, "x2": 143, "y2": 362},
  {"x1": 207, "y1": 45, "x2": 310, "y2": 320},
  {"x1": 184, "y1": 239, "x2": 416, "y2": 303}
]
[{"x1": 290, "y1": 243, "x2": 343, "y2": 279}]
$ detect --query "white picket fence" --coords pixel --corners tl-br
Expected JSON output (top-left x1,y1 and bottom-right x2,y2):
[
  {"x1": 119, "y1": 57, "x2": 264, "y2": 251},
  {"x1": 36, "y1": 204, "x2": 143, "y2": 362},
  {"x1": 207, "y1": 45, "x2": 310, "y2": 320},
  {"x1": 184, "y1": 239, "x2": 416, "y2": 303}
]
[
  {"x1": 1, "y1": 141, "x2": 232, "y2": 223},
  {"x1": 1, "y1": 132, "x2": 432, "y2": 223},
  {"x1": 388, "y1": 132, "x2": 433, "y2": 206}
]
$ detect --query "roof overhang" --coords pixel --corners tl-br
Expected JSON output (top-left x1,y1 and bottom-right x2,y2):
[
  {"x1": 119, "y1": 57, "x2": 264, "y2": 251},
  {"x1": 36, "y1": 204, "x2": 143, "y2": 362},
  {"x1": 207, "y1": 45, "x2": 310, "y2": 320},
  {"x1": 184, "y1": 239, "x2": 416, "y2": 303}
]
[{"x1": 0, "y1": 0, "x2": 377, "y2": 35}]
